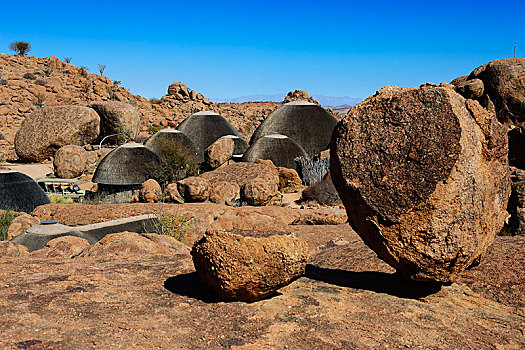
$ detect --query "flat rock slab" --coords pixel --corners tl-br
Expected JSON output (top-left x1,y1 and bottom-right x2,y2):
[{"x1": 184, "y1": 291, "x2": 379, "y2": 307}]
[{"x1": 0, "y1": 228, "x2": 523, "y2": 349}]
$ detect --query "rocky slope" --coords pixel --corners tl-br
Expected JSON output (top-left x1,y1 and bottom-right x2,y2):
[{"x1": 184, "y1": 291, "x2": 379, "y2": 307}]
[
  {"x1": 0, "y1": 54, "x2": 340, "y2": 162},
  {"x1": 0, "y1": 221, "x2": 523, "y2": 349}
]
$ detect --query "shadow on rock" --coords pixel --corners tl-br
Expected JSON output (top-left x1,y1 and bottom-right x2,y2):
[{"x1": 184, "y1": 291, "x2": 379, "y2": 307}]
[
  {"x1": 305, "y1": 264, "x2": 444, "y2": 299},
  {"x1": 164, "y1": 272, "x2": 220, "y2": 303}
]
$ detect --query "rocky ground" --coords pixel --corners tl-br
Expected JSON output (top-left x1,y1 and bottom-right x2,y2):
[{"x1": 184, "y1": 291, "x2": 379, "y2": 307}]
[{"x1": 0, "y1": 204, "x2": 524, "y2": 349}]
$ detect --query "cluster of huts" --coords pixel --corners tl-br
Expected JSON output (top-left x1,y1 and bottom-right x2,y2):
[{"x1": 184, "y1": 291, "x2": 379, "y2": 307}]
[{"x1": 1, "y1": 100, "x2": 338, "y2": 211}]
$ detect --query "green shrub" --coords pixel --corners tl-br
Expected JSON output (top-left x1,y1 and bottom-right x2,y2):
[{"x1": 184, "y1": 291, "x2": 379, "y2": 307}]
[
  {"x1": 301, "y1": 174, "x2": 341, "y2": 206},
  {"x1": 154, "y1": 213, "x2": 191, "y2": 241},
  {"x1": 150, "y1": 139, "x2": 200, "y2": 185},
  {"x1": 0, "y1": 209, "x2": 19, "y2": 241},
  {"x1": 9, "y1": 41, "x2": 31, "y2": 56},
  {"x1": 48, "y1": 194, "x2": 74, "y2": 204},
  {"x1": 147, "y1": 125, "x2": 163, "y2": 134}
]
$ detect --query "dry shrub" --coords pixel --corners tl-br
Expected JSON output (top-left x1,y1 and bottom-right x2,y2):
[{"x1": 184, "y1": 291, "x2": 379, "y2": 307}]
[{"x1": 301, "y1": 173, "x2": 341, "y2": 206}]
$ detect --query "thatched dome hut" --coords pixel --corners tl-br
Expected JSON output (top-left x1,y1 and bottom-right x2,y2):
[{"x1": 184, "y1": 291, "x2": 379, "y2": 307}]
[
  {"x1": 249, "y1": 101, "x2": 338, "y2": 156},
  {"x1": 0, "y1": 171, "x2": 51, "y2": 213},
  {"x1": 93, "y1": 143, "x2": 160, "y2": 186},
  {"x1": 144, "y1": 129, "x2": 201, "y2": 163},
  {"x1": 175, "y1": 111, "x2": 248, "y2": 159},
  {"x1": 242, "y1": 134, "x2": 307, "y2": 169}
]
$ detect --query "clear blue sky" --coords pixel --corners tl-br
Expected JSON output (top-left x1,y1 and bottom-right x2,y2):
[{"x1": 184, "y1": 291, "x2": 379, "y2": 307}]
[{"x1": 0, "y1": 0, "x2": 523, "y2": 100}]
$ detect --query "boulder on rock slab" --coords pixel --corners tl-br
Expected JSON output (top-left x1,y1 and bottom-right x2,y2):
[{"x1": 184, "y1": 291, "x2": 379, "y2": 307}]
[
  {"x1": 191, "y1": 230, "x2": 308, "y2": 301},
  {"x1": 177, "y1": 177, "x2": 210, "y2": 202},
  {"x1": 90, "y1": 101, "x2": 141, "y2": 140},
  {"x1": 6, "y1": 213, "x2": 40, "y2": 240},
  {"x1": 163, "y1": 183, "x2": 184, "y2": 203},
  {"x1": 330, "y1": 85, "x2": 510, "y2": 282},
  {"x1": 53, "y1": 145, "x2": 88, "y2": 179},
  {"x1": 139, "y1": 179, "x2": 161, "y2": 203},
  {"x1": 204, "y1": 136, "x2": 234, "y2": 169},
  {"x1": 455, "y1": 78, "x2": 484, "y2": 99},
  {"x1": 0, "y1": 241, "x2": 29, "y2": 259},
  {"x1": 200, "y1": 162, "x2": 280, "y2": 191},
  {"x1": 241, "y1": 179, "x2": 279, "y2": 206},
  {"x1": 14, "y1": 106, "x2": 100, "y2": 162}
]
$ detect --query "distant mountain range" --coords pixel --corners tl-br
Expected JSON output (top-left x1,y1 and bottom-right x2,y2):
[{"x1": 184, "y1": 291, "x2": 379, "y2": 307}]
[{"x1": 211, "y1": 94, "x2": 363, "y2": 107}]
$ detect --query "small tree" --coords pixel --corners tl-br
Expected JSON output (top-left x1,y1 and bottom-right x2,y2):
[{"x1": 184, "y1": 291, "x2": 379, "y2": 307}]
[
  {"x1": 64, "y1": 57, "x2": 72, "y2": 63},
  {"x1": 9, "y1": 41, "x2": 31, "y2": 56},
  {"x1": 98, "y1": 64, "x2": 106, "y2": 76}
]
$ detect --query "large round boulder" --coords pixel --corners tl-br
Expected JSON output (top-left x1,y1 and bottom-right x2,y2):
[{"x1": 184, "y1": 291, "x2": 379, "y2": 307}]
[
  {"x1": 330, "y1": 85, "x2": 510, "y2": 282},
  {"x1": 53, "y1": 145, "x2": 88, "y2": 179},
  {"x1": 249, "y1": 100, "x2": 338, "y2": 156},
  {"x1": 14, "y1": 106, "x2": 100, "y2": 162},
  {"x1": 191, "y1": 230, "x2": 308, "y2": 301},
  {"x1": 90, "y1": 101, "x2": 141, "y2": 141}
]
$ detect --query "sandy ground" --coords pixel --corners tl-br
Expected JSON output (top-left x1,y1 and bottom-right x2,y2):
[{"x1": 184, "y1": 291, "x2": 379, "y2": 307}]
[{"x1": 1, "y1": 163, "x2": 53, "y2": 179}]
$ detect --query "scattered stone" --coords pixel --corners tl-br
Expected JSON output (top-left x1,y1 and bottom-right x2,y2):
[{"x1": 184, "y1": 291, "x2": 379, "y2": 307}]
[
  {"x1": 0, "y1": 241, "x2": 29, "y2": 259},
  {"x1": 139, "y1": 179, "x2": 162, "y2": 203},
  {"x1": 209, "y1": 181, "x2": 240, "y2": 206},
  {"x1": 331, "y1": 85, "x2": 510, "y2": 282},
  {"x1": 191, "y1": 230, "x2": 309, "y2": 301},
  {"x1": 0, "y1": 171, "x2": 50, "y2": 213},
  {"x1": 163, "y1": 183, "x2": 184, "y2": 203},
  {"x1": 53, "y1": 145, "x2": 88, "y2": 179},
  {"x1": 6, "y1": 213, "x2": 40, "y2": 240},
  {"x1": 250, "y1": 100, "x2": 338, "y2": 156},
  {"x1": 204, "y1": 136, "x2": 234, "y2": 169},
  {"x1": 200, "y1": 162, "x2": 279, "y2": 191},
  {"x1": 177, "y1": 177, "x2": 210, "y2": 202},
  {"x1": 90, "y1": 101, "x2": 141, "y2": 140},
  {"x1": 282, "y1": 90, "x2": 319, "y2": 105},
  {"x1": 14, "y1": 106, "x2": 100, "y2": 162},
  {"x1": 243, "y1": 134, "x2": 307, "y2": 169}
]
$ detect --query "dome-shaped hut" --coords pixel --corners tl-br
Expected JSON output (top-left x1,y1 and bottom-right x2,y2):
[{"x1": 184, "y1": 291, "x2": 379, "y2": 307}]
[
  {"x1": 144, "y1": 129, "x2": 201, "y2": 163},
  {"x1": 0, "y1": 171, "x2": 51, "y2": 213},
  {"x1": 175, "y1": 111, "x2": 248, "y2": 159},
  {"x1": 242, "y1": 134, "x2": 307, "y2": 169},
  {"x1": 93, "y1": 143, "x2": 160, "y2": 187},
  {"x1": 249, "y1": 101, "x2": 338, "y2": 156}
]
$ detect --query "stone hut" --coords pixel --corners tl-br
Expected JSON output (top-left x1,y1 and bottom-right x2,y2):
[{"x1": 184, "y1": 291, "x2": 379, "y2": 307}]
[
  {"x1": 92, "y1": 143, "x2": 160, "y2": 202},
  {"x1": 242, "y1": 134, "x2": 307, "y2": 169},
  {"x1": 175, "y1": 111, "x2": 248, "y2": 159},
  {"x1": 144, "y1": 129, "x2": 201, "y2": 163},
  {"x1": 0, "y1": 171, "x2": 51, "y2": 213},
  {"x1": 249, "y1": 101, "x2": 338, "y2": 156}
]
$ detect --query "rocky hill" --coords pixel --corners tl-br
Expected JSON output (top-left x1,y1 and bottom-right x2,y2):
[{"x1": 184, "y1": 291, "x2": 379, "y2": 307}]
[{"x1": 0, "y1": 54, "x2": 339, "y2": 162}]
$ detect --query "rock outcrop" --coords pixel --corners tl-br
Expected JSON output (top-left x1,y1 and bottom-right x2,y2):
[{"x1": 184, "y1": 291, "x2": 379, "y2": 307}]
[
  {"x1": 191, "y1": 230, "x2": 308, "y2": 301},
  {"x1": 14, "y1": 106, "x2": 99, "y2": 162},
  {"x1": 283, "y1": 89, "x2": 319, "y2": 105},
  {"x1": 331, "y1": 84, "x2": 510, "y2": 282},
  {"x1": 455, "y1": 58, "x2": 525, "y2": 127},
  {"x1": 177, "y1": 177, "x2": 210, "y2": 202},
  {"x1": 53, "y1": 145, "x2": 88, "y2": 178}
]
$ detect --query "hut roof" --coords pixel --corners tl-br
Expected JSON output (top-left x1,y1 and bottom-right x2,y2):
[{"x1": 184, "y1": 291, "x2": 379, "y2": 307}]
[
  {"x1": 249, "y1": 100, "x2": 338, "y2": 156},
  {"x1": 144, "y1": 129, "x2": 201, "y2": 163},
  {"x1": 93, "y1": 143, "x2": 160, "y2": 186},
  {"x1": 242, "y1": 134, "x2": 307, "y2": 169},
  {"x1": 175, "y1": 111, "x2": 247, "y2": 159},
  {"x1": 0, "y1": 171, "x2": 51, "y2": 213}
]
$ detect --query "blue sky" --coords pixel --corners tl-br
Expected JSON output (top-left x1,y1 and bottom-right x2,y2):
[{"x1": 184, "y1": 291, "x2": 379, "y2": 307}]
[{"x1": 0, "y1": 0, "x2": 523, "y2": 100}]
